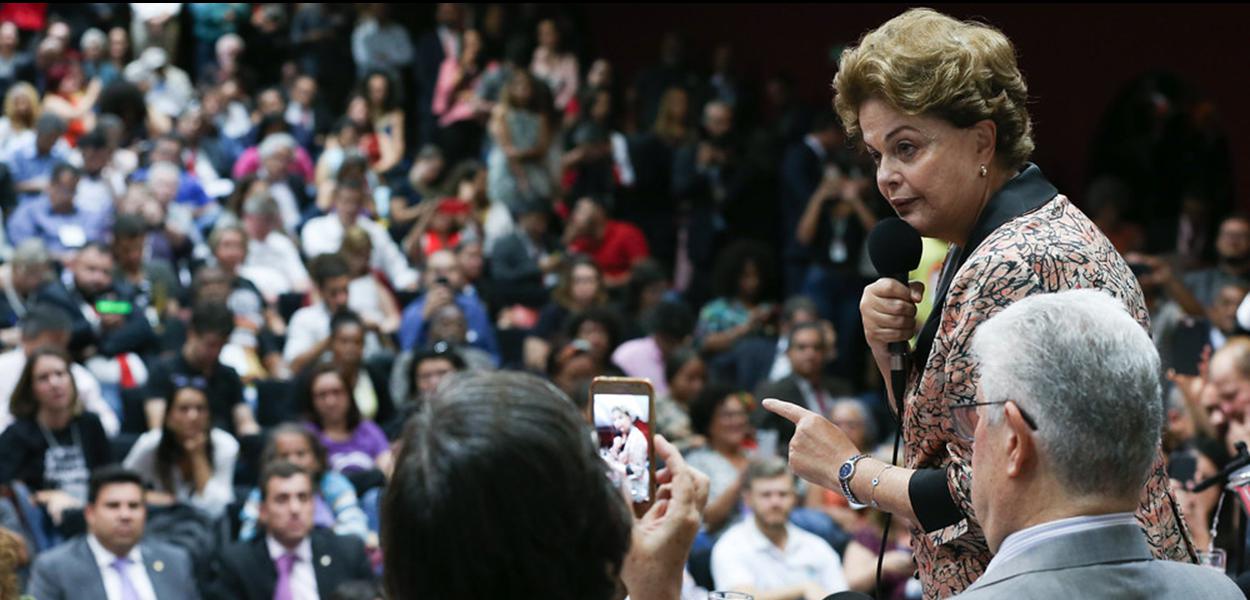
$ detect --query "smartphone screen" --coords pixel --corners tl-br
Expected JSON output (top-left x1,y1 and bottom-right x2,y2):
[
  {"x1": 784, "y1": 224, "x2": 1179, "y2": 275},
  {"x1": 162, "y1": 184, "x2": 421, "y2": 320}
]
[
  {"x1": 591, "y1": 377, "x2": 655, "y2": 508},
  {"x1": 95, "y1": 299, "x2": 133, "y2": 316},
  {"x1": 1171, "y1": 319, "x2": 1209, "y2": 377}
]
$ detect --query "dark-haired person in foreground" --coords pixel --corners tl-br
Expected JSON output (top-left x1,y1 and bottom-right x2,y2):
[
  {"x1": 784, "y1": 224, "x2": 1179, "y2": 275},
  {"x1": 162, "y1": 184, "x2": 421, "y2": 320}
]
[
  {"x1": 26, "y1": 466, "x2": 200, "y2": 600},
  {"x1": 382, "y1": 371, "x2": 709, "y2": 600}
]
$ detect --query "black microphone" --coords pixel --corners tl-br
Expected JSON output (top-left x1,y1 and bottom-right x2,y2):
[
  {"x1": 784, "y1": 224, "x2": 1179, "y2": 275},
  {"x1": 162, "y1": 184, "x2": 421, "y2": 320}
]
[
  {"x1": 867, "y1": 217, "x2": 923, "y2": 415},
  {"x1": 822, "y1": 592, "x2": 875, "y2": 600}
]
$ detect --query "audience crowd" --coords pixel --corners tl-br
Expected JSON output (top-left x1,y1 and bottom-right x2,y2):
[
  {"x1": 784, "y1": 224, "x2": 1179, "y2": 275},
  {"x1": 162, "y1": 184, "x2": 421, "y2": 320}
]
[{"x1": 0, "y1": 3, "x2": 1244, "y2": 599}]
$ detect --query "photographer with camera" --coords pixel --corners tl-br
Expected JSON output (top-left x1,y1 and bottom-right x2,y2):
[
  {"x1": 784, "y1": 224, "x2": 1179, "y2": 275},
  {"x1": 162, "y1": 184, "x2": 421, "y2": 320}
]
[{"x1": 397, "y1": 250, "x2": 499, "y2": 362}]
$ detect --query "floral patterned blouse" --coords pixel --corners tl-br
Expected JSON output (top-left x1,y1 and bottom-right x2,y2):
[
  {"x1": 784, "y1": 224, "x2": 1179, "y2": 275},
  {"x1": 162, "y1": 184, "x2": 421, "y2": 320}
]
[{"x1": 901, "y1": 165, "x2": 1195, "y2": 598}]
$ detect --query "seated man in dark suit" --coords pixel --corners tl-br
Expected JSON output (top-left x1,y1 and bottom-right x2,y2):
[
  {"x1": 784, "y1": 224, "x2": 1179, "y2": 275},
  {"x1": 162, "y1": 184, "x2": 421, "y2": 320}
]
[
  {"x1": 26, "y1": 466, "x2": 200, "y2": 600},
  {"x1": 953, "y1": 290, "x2": 1241, "y2": 598},
  {"x1": 754, "y1": 322, "x2": 853, "y2": 456},
  {"x1": 717, "y1": 295, "x2": 822, "y2": 392},
  {"x1": 208, "y1": 461, "x2": 373, "y2": 600}
]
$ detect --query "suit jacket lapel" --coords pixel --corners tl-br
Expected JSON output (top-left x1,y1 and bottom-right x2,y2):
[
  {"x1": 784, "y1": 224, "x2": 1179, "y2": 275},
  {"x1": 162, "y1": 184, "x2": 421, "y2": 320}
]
[
  {"x1": 963, "y1": 522, "x2": 1153, "y2": 593},
  {"x1": 251, "y1": 534, "x2": 279, "y2": 600},
  {"x1": 72, "y1": 538, "x2": 111, "y2": 600},
  {"x1": 310, "y1": 529, "x2": 335, "y2": 594},
  {"x1": 142, "y1": 543, "x2": 181, "y2": 599}
]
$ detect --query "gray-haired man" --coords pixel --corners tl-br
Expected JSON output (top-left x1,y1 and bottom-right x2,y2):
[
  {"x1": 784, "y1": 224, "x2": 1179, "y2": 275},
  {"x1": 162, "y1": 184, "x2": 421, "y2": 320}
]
[{"x1": 953, "y1": 289, "x2": 1241, "y2": 598}]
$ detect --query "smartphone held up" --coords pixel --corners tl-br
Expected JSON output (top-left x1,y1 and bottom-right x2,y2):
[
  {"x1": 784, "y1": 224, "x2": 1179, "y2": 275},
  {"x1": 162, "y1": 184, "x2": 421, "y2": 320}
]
[{"x1": 590, "y1": 377, "x2": 656, "y2": 514}]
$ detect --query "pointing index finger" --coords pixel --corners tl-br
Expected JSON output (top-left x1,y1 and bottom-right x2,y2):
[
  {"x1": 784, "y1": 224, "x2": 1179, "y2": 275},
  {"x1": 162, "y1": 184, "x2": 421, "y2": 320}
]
[{"x1": 762, "y1": 398, "x2": 816, "y2": 424}]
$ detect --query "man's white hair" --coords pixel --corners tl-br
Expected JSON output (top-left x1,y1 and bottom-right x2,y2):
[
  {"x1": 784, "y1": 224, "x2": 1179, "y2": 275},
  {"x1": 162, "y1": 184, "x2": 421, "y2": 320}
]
[
  {"x1": 258, "y1": 133, "x2": 297, "y2": 160},
  {"x1": 81, "y1": 28, "x2": 106, "y2": 51},
  {"x1": 970, "y1": 289, "x2": 1161, "y2": 499}
]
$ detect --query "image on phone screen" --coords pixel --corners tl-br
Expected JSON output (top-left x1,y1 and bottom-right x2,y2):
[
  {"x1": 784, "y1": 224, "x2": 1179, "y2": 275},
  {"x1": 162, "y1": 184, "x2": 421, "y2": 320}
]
[{"x1": 593, "y1": 392, "x2": 652, "y2": 504}]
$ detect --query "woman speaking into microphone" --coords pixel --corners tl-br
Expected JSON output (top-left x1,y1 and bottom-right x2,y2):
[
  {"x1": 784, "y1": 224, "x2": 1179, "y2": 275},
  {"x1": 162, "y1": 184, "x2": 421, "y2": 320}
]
[{"x1": 764, "y1": 8, "x2": 1194, "y2": 598}]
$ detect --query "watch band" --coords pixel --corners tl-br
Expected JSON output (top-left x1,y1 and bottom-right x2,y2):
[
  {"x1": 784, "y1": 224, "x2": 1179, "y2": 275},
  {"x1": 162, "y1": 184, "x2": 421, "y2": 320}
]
[{"x1": 838, "y1": 453, "x2": 870, "y2": 506}]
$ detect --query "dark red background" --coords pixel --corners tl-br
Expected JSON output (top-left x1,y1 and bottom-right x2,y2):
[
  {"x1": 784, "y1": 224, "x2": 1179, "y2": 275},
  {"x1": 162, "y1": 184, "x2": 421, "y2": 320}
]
[{"x1": 582, "y1": 4, "x2": 1250, "y2": 208}]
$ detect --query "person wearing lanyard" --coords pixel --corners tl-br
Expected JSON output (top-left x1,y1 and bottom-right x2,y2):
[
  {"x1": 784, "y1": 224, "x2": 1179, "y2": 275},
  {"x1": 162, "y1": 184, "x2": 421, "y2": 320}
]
[{"x1": 0, "y1": 347, "x2": 111, "y2": 541}]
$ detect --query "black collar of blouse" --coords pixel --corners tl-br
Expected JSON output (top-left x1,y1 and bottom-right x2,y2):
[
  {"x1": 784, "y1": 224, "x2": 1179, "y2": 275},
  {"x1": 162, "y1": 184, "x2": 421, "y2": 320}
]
[{"x1": 911, "y1": 162, "x2": 1059, "y2": 374}]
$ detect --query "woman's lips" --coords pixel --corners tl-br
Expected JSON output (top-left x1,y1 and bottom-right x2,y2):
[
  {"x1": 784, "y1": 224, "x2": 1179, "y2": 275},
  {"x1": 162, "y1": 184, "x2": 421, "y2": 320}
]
[{"x1": 890, "y1": 196, "x2": 918, "y2": 211}]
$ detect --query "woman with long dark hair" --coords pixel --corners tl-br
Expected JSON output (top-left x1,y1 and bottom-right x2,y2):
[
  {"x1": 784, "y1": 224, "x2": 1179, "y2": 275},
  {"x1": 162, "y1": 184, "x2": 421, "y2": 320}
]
[
  {"x1": 300, "y1": 363, "x2": 392, "y2": 477},
  {"x1": 695, "y1": 240, "x2": 779, "y2": 355},
  {"x1": 124, "y1": 381, "x2": 238, "y2": 518},
  {"x1": 360, "y1": 69, "x2": 406, "y2": 174},
  {"x1": 524, "y1": 257, "x2": 608, "y2": 371},
  {"x1": 486, "y1": 70, "x2": 554, "y2": 215}
]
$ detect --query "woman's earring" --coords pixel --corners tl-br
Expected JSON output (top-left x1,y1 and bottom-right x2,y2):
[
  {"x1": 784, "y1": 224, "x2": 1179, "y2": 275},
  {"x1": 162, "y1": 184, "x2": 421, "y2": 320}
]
[{"x1": 979, "y1": 164, "x2": 988, "y2": 178}]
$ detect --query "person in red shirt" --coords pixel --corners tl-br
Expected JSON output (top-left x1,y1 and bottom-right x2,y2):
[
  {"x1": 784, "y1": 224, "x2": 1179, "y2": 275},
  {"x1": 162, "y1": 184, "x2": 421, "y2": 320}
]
[{"x1": 563, "y1": 195, "x2": 649, "y2": 287}]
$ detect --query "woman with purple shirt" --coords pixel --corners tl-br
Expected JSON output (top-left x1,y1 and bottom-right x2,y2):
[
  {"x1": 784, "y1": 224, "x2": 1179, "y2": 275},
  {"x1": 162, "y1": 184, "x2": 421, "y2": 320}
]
[{"x1": 301, "y1": 362, "x2": 393, "y2": 477}]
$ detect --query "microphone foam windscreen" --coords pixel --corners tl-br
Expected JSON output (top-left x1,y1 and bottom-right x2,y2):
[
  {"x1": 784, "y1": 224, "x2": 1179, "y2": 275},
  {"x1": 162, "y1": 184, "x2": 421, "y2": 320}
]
[{"x1": 868, "y1": 217, "x2": 923, "y2": 276}]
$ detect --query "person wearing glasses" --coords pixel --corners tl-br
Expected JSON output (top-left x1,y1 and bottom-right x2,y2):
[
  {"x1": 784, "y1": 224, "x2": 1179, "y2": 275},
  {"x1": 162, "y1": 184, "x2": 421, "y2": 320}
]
[
  {"x1": 951, "y1": 291, "x2": 1238, "y2": 598},
  {"x1": 766, "y1": 8, "x2": 1193, "y2": 598}
]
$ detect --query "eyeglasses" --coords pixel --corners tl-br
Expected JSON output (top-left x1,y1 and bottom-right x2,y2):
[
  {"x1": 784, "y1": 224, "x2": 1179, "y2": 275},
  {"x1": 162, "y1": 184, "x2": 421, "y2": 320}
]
[
  {"x1": 950, "y1": 400, "x2": 1039, "y2": 441},
  {"x1": 171, "y1": 374, "x2": 208, "y2": 390}
]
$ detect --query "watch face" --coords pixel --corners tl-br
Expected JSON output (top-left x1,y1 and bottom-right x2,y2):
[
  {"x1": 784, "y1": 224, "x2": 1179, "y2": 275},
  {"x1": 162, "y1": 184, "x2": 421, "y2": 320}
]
[{"x1": 838, "y1": 463, "x2": 853, "y2": 480}]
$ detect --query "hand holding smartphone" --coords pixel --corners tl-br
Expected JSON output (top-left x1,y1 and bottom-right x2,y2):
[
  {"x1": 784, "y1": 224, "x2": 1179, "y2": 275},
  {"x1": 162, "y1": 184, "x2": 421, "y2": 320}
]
[{"x1": 591, "y1": 377, "x2": 656, "y2": 516}]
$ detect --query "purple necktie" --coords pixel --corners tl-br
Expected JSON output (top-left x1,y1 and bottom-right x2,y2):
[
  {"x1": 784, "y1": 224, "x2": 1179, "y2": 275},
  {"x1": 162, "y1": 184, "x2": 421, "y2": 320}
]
[
  {"x1": 110, "y1": 557, "x2": 141, "y2": 600},
  {"x1": 274, "y1": 552, "x2": 297, "y2": 600}
]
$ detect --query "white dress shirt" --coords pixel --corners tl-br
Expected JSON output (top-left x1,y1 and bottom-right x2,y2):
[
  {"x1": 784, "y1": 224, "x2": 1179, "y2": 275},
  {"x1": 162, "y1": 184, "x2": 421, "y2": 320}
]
[
  {"x1": 244, "y1": 230, "x2": 311, "y2": 297},
  {"x1": 793, "y1": 377, "x2": 833, "y2": 417},
  {"x1": 982, "y1": 512, "x2": 1139, "y2": 578},
  {"x1": 267, "y1": 180, "x2": 304, "y2": 234},
  {"x1": 284, "y1": 301, "x2": 383, "y2": 364},
  {"x1": 710, "y1": 520, "x2": 847, "y2": 595},
  {"x1": 283, "y1": 303, "x2": 331, "y2": 364},
  {"x1": 301, "y1": 214, "x2": 418, "y2": 290},
  {"x1": 266, "y1": 534, "x2": 319, "y2": 600},
  {"x1": 87, "y1": 534, "x2": 158, "y2": 600},
  {"x1": 75, "y1": 172, "x2": 124, "y2": 214},
  {"x1": 767, "y1": 337, "x2": 792, "y2": 383}
]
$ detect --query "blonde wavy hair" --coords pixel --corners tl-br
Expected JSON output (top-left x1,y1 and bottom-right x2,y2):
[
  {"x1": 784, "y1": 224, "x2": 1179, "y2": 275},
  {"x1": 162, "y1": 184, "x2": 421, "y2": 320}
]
[
  {"x1": 3, "y1": 82, "x2": 40, "y2": 131},
  {"x1": 833, "y1": 8, "x2": 1034, "y2": 169}
]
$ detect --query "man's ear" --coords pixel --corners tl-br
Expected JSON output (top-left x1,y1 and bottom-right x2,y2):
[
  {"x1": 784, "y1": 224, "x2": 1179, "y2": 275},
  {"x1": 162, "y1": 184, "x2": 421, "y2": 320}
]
[{"x1": 1003, "y1": 402, "x2": 1034, "y2": 478}]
